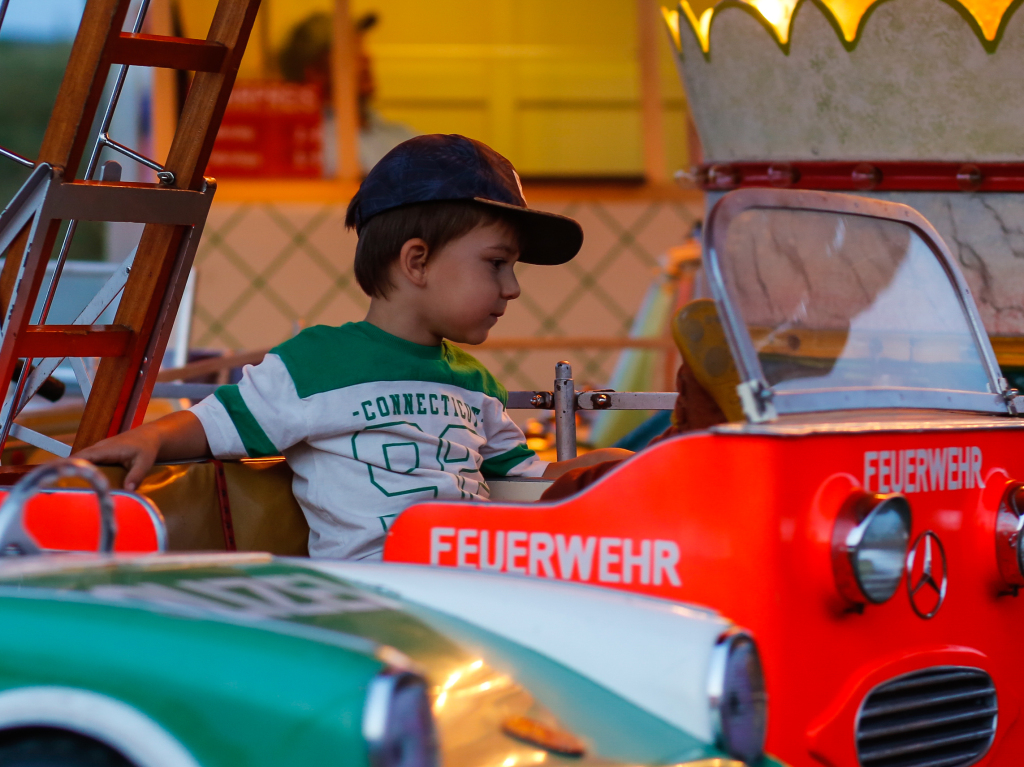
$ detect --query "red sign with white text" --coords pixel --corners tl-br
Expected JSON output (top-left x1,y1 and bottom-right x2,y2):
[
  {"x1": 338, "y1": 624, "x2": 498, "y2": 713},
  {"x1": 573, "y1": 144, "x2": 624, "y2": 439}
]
[{"x1": 208, "y1": 81, "x2": 323, "y2": 179}]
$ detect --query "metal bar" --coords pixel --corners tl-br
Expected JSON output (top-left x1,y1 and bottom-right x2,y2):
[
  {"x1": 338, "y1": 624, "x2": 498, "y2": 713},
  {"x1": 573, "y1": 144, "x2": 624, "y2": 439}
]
[
  {"x1": 149, "y1": 384, "x2": 675, "y2": 412},
  {"x1": 156, "y1": 346, "x2": 264, "y2": 382},
  {"x1": 576, "y1": 391, "x2": 677, "y2": 410},
  {"x1": 14, "y1": 326, "x2": 132, "y2": 358},
  {"x1": 770, "y1": 387, "x2": 1009, "y2": 416},
  {"x1": 0, "y1": 0, "x2": 10, "y2": 31},
  {"x1": 99, "y1": 135, "x2": 174, "y2": 183},
  {"x1": 0, "y1": 201, "x2": 56, "y2": 455},
  {"x1": 507, "y1": 390, "x2": 551, "y2": 409},
  {"x1": 154, "y1": 335, "x2": 674, "y2": 384},
  {"x1": 169, "y1": 268, "x2": 196, "y2": 369},
  {"x1": 18, "y1": 251, "x2": 134, "y2": 411},
  {"x1": 0, "y1": 186, "x2": 53, "y2": 342},
  {"x1": 0, "y1": 202, "x2": 41, "y2": 265},
  {"x1": 8, "y1": 424, "x2": 72, "y2": 458},
  {"x1": 0, "y1": 165, "x2": 52, "y2": 257},
  {"x1": 69, "y1": 251, "x2": 134, "y2": 323},
  {"x1": 508, "y1": 389, "x2": 677, "y2": 412},
  {"x1": 151, "y1": 382, "x2": 218, "y2": 399},
  {"x1": 0, "y1": 172, "x2": 66, "y2": 454},
  {"x1": 48, "y1": 182, "x2": 212, "y2": 225},
  {"x1": 553, "y1": 361, "x2": 577, "y2": 461},
  {"x1": 109, "y1": 33, "x2": 227, "y2": 72},
  {"x1": 0, "y1": 147, "x2": 33, "y2": 169},
  {"x1": 0, "y1": 363, "x2": 31, "y2": 456},
  {"x1": 42, "y1": 0, "x2": 154, "y2": 327},
  {"x1": 70, "y1": 356, "x2": 94, "y2": 400}
]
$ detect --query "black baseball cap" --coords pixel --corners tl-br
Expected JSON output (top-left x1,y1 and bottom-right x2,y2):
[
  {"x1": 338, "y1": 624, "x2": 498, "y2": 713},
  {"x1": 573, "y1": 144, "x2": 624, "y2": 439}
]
[{"x1": 346, "y1": 134, "x2": 583, "y2": 266}]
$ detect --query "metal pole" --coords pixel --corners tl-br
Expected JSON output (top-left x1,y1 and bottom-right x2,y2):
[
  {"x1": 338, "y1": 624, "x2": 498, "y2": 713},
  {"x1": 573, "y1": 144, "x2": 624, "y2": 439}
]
[
  {"x1": 40, "y1": 0, "x2": 154, "y2": 326},
  {"x1": 0, "y1": 147, "x2": 33, "y2": 169},
  {"x1": 0, "y1": 360, "x2": 30, "y2": 453},
  {"x1": 553, "y1": 360, "x2": 577, "y2": 461}
]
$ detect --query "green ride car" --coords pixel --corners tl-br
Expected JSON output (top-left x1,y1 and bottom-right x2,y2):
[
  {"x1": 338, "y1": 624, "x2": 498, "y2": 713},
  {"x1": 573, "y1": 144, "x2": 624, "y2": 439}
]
[{"x1": 0, "y1": 461, "x2": 778, "y2": 767}]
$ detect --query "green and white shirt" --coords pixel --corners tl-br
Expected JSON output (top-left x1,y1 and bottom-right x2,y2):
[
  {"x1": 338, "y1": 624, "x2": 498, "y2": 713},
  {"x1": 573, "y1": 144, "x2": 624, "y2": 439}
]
[{"x1": 190, "y1": 322, "x2": 547, "y2": 560}]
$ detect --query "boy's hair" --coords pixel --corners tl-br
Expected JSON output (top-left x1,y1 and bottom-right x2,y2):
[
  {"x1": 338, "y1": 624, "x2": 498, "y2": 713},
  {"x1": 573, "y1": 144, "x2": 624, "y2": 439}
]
[{"x1": 345, "y1": 199, "x2": 521, "y2": 299}]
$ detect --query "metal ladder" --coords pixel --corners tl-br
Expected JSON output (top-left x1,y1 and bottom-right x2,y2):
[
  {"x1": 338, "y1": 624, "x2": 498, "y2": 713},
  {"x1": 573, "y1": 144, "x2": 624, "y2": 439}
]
[{"x1": 0, "y1": 0, "x2": 261, "y2": 467}]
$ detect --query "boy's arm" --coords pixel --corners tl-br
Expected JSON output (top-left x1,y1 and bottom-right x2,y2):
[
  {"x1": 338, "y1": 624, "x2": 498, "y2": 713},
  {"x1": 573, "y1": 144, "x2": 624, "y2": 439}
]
[
  {"x1": 74, "y1": 410, "x2": 211, "y2": 491},
  {"x1": 76, "y1": 351, "x2": 305, "y2": 491},
  {"x1": 542, "y1": 447, "x2": 633, "y2": 479}
]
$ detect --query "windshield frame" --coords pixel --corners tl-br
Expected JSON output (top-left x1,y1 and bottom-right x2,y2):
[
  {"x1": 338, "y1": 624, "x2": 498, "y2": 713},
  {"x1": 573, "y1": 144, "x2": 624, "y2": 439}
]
[{"x1": 703, "y1": 189, "x2": 1009, "y2": 421}]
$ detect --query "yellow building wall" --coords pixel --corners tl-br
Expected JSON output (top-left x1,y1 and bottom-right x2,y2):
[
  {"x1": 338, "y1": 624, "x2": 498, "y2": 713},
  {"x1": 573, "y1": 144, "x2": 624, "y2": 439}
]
[{"x1": 174, "y1": 0, "x2": 691, "y2": 178}]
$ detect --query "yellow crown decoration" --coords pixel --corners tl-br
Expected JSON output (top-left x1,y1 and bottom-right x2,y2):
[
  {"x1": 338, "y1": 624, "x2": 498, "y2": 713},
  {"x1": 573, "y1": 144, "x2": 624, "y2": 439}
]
[
  {"x1": 663, "y1": 0, "x2": 1021, "y2": 54},
  {"x1": 661, "y1": 0, "x2": 1024, "y2": 342},
  {"x1": 662, "y1": 0, "x2": 1024, "y2": 162}
]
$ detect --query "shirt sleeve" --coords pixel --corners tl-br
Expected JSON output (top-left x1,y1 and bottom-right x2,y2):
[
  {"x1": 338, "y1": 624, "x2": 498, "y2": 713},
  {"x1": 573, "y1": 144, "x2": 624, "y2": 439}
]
[
  {"x1": 189, "y1": 353, "x2": 307, "y2": 459},
  {"x1": 478, "y1": 396, "x2": 549, "y2": 479}
]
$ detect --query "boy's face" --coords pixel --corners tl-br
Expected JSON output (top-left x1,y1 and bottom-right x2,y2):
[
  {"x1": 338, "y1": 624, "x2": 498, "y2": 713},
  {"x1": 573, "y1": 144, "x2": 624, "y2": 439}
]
[{"x1": 422, "y1": 221, "x2": 521, "y2": 345}]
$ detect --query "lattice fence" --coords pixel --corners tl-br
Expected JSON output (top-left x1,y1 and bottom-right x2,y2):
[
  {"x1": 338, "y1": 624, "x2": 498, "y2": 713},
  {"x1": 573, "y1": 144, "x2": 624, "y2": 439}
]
[{"x1": 191, "y1": 197, "x2": 703, "y2": 391}]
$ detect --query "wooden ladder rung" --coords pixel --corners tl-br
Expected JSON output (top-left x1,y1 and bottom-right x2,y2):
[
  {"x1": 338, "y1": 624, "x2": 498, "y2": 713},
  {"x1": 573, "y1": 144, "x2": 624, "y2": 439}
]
[
  {"x1": 50, "y1": 178, "x2": 215, "y2": 226},
  {"x1": 15, "y1": 326, "x2": 133, "y2": 358},
  {"x1": 109, "y1": 33, "x2": 227, "y2": 72}
]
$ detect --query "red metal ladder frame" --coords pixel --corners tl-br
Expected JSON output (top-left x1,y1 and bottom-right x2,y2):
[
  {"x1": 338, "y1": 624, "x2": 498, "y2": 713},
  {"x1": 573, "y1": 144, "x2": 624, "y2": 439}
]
[{"x1": 0, "y1": 0, "x2": 261, "y2": 473}]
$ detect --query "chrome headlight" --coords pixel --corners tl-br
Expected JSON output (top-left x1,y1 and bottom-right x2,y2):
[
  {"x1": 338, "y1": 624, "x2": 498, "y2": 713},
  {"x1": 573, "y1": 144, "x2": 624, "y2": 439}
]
[
  {"x1": 363, "y1": 670, "x2": 438, "y2": 767},
  {"x1": 832, "y1": 494, "x2": 912, "y2": 604},
  {"x1": 996, "y1": 484, "x2": 1024, "y2": 588},
  {"x1": 708, "y1": 630, "x2": 767, "y2": 764}
]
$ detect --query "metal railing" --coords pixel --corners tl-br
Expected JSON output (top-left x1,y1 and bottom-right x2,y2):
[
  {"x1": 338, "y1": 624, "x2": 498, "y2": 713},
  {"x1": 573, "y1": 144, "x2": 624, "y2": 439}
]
[{"x1": 151, "y1": 356, "x2": 677, "y2": 461}]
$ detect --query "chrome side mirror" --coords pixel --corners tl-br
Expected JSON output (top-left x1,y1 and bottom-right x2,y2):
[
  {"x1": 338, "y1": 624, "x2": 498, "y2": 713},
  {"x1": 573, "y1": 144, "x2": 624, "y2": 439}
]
[{"x1": 0, "y1": 459, "x2": 117, "y2": 556}]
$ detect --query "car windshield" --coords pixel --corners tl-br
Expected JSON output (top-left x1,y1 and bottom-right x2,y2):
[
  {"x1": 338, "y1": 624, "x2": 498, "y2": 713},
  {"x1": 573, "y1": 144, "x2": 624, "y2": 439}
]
[{"x1": 717, "y1": 207, "x2": 993, "y2": 397}]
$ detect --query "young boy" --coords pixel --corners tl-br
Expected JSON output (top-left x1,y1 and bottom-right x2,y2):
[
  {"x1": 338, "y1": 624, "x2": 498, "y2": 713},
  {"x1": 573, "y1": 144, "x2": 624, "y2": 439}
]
[{"x1": 77, "y1": 134, "x2": 631, "y2": 559}]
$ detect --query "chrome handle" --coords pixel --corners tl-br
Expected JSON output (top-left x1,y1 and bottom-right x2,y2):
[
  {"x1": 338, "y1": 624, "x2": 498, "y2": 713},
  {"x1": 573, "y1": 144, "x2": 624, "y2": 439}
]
[{"x1": 0, "y1": 458, "x2": 117, "y2": 556}]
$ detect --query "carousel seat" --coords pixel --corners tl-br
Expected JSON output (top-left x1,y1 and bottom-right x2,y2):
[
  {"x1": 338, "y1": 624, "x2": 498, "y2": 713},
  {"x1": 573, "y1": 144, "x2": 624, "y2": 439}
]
[
  {"x1": 10, "y1": 487, "x2": 167, "y2": 554},
  {"x1": 118, "y1": 457, "x2": 310, "y2": 555}
]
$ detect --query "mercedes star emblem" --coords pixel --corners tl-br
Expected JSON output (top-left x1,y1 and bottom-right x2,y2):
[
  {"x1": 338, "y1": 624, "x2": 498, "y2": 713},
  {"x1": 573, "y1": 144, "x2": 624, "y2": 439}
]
[{"x1": 906, "y1": 531, "x2": 948, "y2": 619}]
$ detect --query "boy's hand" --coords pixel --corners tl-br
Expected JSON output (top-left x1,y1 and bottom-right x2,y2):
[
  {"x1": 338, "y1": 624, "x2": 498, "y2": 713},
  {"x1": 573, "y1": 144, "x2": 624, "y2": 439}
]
[
  {"x1": 542, "y1": 447, "x2": 633, "y2": 480},
  {"x1": 74, "y1": 410, "x2": 211, "y2": 491},
  {"x1": 75, "y1": 428, "x2": 162, "y2": 491}
]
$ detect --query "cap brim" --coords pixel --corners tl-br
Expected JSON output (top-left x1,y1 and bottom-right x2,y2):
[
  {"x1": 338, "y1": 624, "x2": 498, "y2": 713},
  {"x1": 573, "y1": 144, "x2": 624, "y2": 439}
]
[{"x1": 473, "y1": 197, "x2": 583, "y2": 266}]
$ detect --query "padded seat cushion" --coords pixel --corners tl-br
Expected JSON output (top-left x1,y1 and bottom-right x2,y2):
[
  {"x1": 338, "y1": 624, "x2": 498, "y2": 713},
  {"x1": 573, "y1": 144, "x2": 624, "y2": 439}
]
[{"x1": 100, "y1": 458, "x2": 309, "y2": 555}]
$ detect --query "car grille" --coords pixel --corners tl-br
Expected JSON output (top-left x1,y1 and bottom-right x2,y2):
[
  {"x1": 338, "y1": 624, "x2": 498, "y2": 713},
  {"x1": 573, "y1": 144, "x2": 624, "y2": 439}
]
[{"x1": 856, "y1": 667, "x2": 997, "y2": 767}]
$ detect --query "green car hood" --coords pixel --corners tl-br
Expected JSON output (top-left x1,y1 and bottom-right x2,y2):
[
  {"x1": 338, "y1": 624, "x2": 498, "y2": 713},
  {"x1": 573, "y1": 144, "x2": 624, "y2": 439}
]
[{"x1": 0, "y1": 553, "x2": 783, "y2": 767}]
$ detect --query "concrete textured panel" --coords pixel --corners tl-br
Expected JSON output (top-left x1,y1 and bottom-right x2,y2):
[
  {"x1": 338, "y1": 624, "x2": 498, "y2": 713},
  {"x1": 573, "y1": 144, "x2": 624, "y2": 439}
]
[{"x1": 674, "y1": 0, "x2": 1024, "y2": 161}]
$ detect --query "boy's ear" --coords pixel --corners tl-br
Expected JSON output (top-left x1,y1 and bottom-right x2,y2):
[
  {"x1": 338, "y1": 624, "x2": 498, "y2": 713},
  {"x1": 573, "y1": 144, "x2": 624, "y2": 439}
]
[{"x1": 397, "y1": 237, "x2": 430, "y2": 288}]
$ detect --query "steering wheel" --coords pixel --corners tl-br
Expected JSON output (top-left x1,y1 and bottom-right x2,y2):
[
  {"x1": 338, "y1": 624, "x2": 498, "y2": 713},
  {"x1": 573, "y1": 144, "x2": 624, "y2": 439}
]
[{"x1": 0, "y1": 459, "x2": 117, "y2": 556}]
